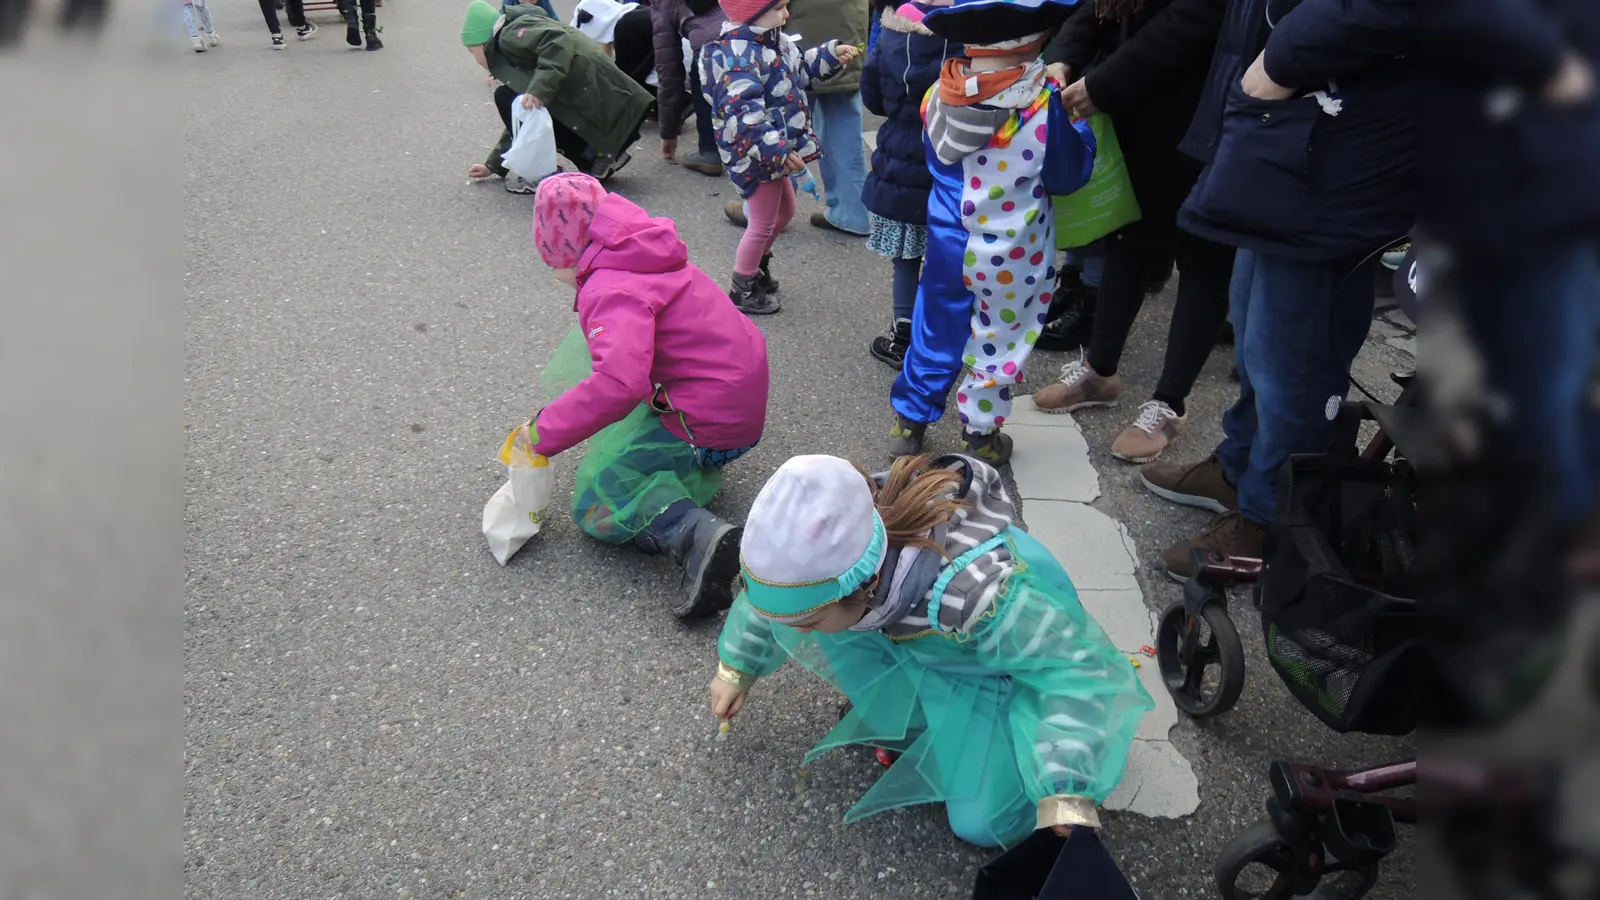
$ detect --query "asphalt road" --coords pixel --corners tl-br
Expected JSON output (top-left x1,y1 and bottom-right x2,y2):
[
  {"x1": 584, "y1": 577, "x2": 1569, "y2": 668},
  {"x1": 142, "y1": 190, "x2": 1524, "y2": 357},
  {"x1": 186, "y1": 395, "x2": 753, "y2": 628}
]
[{"x1": 183, "y1": 3, "x2": 1414, "y2": 897}]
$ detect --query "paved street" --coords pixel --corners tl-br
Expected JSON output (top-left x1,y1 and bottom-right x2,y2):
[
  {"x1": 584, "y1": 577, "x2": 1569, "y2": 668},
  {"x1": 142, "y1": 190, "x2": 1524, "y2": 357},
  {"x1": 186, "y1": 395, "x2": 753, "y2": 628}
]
[{"x1": 183, "y1": 2, "x2": 1414, "y2": 896}]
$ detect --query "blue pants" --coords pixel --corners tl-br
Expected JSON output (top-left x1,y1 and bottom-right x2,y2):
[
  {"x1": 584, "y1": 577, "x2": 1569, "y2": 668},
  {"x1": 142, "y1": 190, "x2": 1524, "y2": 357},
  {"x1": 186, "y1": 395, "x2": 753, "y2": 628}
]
[
  {"x1": 1216, "y1": 249, "x2": 1377, "y2": 524},
  {"x1": 1063, "y1": 245, "x2": 1104, "y2": 288},
  {"x1": 810, "y1": 92, "x2": 870, "y2": 235},
  {"x1": 1456, "y1": 244, "x2": 1600, "y2": 523}
]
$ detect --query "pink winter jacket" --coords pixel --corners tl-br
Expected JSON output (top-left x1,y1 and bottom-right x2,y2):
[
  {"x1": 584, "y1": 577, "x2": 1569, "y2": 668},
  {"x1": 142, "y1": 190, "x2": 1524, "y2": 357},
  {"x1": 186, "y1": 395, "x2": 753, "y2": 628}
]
[{"x1": 532, "y1": 194, "x2": 770, "y2": 458}]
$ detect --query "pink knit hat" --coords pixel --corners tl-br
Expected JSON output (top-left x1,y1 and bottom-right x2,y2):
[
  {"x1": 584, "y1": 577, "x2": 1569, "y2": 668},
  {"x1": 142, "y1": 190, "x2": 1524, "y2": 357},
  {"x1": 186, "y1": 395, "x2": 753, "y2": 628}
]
[
  {"x1": 533, "y1": 173, "x2": 608, "y2": 269},
  {"x1": 718, "y1": 0, "x2": 781, "y2": 24}
]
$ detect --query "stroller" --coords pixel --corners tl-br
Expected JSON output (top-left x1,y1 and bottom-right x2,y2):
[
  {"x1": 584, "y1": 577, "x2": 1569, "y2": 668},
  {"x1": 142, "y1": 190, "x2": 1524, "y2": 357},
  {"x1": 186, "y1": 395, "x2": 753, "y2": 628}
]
[{"x1": 1153, "y1": 312, "x2": 1422, "y2": 897}]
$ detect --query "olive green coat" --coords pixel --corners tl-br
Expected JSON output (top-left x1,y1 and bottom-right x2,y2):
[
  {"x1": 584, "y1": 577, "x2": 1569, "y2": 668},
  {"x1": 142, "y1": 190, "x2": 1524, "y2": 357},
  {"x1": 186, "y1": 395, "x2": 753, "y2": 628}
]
[
  {"x1": 784, "y1": 0, "x2": 869, "y2": 94},
  {"x1": 484, "y1": 9, "x2": 654, "y2": 172}
]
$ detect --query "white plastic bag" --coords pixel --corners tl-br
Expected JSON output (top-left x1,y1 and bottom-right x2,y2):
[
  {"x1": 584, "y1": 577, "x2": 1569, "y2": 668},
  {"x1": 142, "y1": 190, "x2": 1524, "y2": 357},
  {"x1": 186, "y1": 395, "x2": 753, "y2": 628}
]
[
  {"x1": 501, "y1": 98, "x2": 560, "y2": 182},
  {"x1": 482, "y1": 424, "x2": 557, "y2": 565}
]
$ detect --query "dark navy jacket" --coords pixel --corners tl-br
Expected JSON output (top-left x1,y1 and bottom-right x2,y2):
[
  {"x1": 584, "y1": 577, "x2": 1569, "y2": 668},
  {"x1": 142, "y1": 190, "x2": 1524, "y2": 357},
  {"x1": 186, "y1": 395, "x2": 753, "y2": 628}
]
[
  {"x1": 1178, "y1": 0, "x2": 1417, "y2": 262},
  {"x1": 860, "y1": 4, "x2": 960, "y2": 226},
  {"x1": 1419, "y1": 0, "x2": 1600, "y2": 256}
]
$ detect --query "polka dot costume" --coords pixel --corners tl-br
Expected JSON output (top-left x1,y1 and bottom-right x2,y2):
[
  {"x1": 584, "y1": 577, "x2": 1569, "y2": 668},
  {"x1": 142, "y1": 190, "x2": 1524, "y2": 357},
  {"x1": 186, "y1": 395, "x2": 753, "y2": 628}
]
[{"x1": 953, "y1": 104, "x2": 1055, "y2": 435}]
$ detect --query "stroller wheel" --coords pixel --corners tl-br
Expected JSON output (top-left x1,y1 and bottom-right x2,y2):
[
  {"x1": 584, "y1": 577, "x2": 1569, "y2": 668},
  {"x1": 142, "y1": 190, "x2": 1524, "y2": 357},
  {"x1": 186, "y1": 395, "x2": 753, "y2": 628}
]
[
  {"x1": 1215, "y1": 819, "x2": 1380, "y2": 900},
  {"x1": 1156, "y1": 598, "x2": 1245, "y2": 718}
]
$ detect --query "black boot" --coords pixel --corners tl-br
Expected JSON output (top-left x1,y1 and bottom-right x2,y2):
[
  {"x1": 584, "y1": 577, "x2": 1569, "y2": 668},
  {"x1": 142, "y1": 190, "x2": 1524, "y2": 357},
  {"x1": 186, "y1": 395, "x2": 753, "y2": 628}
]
[
  {"x1": 340, "y1": 0, "x2": 360, "y2": 45},
  {"x1": 869, "y1": 318, "x2": 912, "y2": 370},
  {"x1": 1215, "y1": 319, "x2": 1235, "y2": 346},
  {"x1": 633, "y1": 500, "x2": 743, "y2": 618},
  {"x1": 757, "y1": 253, "x2": 780, "y2": 296},
  {"x1": 888, "y1": 414, "x2": 926, "y2": 458},
  {"x1": 728, "y1": 272, "x2": 780, "y2": 316},
  {"x1": 362, "y1": 4, "x2": 382, "y2": 50},
  {"x1": 1036, "y1": 285, "x2": 1097, "y2": 352}
]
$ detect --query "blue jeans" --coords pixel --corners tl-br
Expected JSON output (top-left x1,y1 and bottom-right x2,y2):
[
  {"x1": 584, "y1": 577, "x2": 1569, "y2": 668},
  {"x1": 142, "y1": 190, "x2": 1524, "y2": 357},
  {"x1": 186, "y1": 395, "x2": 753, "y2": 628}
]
[
  {"x1": 688, "y1": 59, "x2": 718, "y2": 157},
  {"x1": 809, "y1": 92, "x2": 870, "y2": 235},
  {"x1": 1216, "y1": 249, "x2": 1378, "y2": 524},
  {"x1": 1456, "y1": 244, "x2": 1600, "y2": 523},
  {"x1": 1063, "y1": 245, "x2": 1104, "y2": 288},
  {"x1": 503, "y1": 0, "x2": 556, "y2": 18}
]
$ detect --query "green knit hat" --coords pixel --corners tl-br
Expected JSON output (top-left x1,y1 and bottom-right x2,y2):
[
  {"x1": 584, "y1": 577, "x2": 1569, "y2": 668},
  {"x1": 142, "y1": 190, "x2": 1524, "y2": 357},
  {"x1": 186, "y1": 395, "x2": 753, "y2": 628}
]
[{"x1": 461, "y1": 0, "x2": 499, "y2": 46}]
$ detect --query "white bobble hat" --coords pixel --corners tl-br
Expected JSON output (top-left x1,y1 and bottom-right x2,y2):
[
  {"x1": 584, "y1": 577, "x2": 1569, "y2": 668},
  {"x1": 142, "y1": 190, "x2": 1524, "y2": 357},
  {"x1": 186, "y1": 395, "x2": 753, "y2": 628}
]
[{"x1": 740, "y1": 455, "x2": 887, "y2": 623}]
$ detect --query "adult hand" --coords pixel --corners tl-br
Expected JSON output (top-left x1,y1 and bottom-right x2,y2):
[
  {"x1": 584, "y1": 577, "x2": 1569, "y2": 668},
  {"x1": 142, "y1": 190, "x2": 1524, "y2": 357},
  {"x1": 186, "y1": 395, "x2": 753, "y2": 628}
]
[
  {"x1": 783, "y1": 151, "x2": 805, "y2": 173},
  {"x1": 710, "y1": 677, "x2": 746, "y2": 720},
  {"x1": 1240, "y1": 50, "x2": 1294, "y2": 100},
  {"x1": 520, "y1": 93, "x2": 544, "y2": 110},
  {"x1": 1045, "y1": 62, "x2": 1072, "y2": 86},
  {"x1": 1062, "y1": 78, "x2": 1098, "y2": 116},
  {"x1": 467, "y1": 163, "x2": 493, "y2": 179},
  {"x1": 1545, "y1": 51, "x2": 1596, "y2": 106}
]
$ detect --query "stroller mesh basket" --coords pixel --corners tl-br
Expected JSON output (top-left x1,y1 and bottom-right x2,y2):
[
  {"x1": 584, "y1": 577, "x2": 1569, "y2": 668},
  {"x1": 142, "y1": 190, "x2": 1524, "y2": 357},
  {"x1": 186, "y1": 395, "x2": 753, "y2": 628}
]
[{"x1": 1256, "y1": 455, "x2": 1418, "y2": 736}]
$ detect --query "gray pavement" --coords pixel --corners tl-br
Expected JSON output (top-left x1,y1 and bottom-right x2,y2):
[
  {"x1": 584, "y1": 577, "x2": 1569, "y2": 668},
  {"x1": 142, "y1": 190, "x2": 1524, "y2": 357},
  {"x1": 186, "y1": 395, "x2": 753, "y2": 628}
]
[{"x1": 183, "y1": 3, "x2": 1413, "y2": 897}]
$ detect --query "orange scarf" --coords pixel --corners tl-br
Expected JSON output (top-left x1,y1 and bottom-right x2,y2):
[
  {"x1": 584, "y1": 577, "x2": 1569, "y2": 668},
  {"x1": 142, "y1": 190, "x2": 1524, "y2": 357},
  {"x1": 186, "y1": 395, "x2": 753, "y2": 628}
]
[{"x1": 936, "y1": 43, "x2": 1045, "y2": 107}]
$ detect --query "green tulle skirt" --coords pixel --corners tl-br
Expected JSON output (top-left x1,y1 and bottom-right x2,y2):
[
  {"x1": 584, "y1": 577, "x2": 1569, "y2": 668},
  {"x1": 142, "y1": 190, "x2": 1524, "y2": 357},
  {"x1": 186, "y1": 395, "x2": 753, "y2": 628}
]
[
  {"x1": 542, "y1": 329, "x2": 723, "y2": 544},
  {"x1": 718, "y1": 527, "x2": 1153, "y2": 849}
]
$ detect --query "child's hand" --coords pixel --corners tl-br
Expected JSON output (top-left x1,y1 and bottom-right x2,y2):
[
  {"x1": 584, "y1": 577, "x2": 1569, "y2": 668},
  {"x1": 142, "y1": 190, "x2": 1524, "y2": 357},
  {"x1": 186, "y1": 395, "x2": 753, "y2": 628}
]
[
  {"x1": 783, "y1": 152, "x2": 805, "y2": 173},
  {"x1": 710, "y1": 677, "x2": 747, "y2": 720},
  {"x1": 834, "y1": 42, "x2": 860, "y2": 65},
  {"x1": 467, "y1": 163, "x2": 494, "y2": 179},
  {"x1": 1046, "y1": 62, "x2": 1072, "y2": 87}
]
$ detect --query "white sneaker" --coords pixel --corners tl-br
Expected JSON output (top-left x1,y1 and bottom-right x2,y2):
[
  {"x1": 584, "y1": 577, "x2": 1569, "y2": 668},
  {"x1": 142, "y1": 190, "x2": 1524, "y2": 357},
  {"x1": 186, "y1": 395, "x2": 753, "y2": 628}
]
[
  {"x1": 206, "y1": 31, "x2": 221, "y2": 47},
  {"x1": 1381, "y1": 242, "x2": 1410, "y2": 271},
  {"x1": 190, "y1": 35, "x2": 206, "y2": 52},
  {"x1": 503, "y1": 173, "x2": 540, "y2": 194}
]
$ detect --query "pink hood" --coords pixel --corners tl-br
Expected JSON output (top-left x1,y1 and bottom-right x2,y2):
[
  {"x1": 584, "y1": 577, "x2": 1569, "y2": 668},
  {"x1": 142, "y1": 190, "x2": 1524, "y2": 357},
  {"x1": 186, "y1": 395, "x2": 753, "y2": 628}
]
[{"x1": 532, "y1": 194, "x2": 770, "y2": 457}]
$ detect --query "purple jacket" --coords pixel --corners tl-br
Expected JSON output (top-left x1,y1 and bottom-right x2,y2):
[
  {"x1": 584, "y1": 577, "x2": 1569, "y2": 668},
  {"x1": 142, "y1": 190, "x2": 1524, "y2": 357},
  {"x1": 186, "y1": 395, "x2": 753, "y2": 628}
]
[{"x1": 533, "y1": 194, "x2": 770, "y2": 457}]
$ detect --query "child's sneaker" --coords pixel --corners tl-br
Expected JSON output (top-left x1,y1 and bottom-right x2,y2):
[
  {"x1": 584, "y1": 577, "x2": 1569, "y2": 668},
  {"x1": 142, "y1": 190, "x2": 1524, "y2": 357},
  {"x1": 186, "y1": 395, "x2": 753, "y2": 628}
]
[
  {"x1": 271, "y1": 32, "x2": 285, "y2": 48},
  {"x1": 190, "y1": 35, "x2": 206, "y2": 51},
  {"x1": 888, "y1": 415, "x2": 926, "y2": 458},
  {"x1": 591, "y1": 152, "x2": 631, "y2": 181},
  {"x1": 503, "y1": 173, "x2": 539, "y2": 194},
  {"x1": 1110, "y1": 400, "x2": 1186, "y2": 464},
  {"x1": 869, "y1": 318, "x2": 911, "y2": 370},
  {"x1": 206, "y1": 30, "x2": 220, "y2": 46},
  {"x1": 961, "y1": 429, "x2": 1014, "y2": 465},
  {"x1": 296, "y1": 21, "x2": 317, "y2": 40},
  {"x1": 728, "y1": 273, "x2": 780, "y2": 316}
]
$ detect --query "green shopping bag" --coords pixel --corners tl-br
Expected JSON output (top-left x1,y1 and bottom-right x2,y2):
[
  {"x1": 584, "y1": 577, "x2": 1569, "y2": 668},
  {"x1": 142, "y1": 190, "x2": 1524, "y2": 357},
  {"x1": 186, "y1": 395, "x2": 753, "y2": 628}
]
[{"x1": 1053, "y1": 113, "x2": 1141, "y2": 249}]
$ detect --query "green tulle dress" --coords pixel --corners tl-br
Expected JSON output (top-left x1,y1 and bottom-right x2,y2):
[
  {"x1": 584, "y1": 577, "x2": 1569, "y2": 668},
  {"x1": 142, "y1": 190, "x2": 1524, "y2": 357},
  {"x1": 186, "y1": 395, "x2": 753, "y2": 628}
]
[
  {"x1": 541, "y1": 328, "x2": 723, "y2": 543},
  {"x1": 717, "y1": 527, "x2": 1153, "y2": 849}
]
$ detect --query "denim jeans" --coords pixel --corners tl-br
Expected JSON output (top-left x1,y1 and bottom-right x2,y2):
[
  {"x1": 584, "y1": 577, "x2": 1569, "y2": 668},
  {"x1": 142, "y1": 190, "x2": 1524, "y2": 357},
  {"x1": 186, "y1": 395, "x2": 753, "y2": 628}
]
[
  {"x1": 503, "y1": 0, "x2": 556, "y2": 18},
  {"x1": 1062, "y1": 245, "x2": 1105, "y2": 288},
  {"x1": 1215, "y1": 249, "x2": 1378, "y2": 524},
  {"x1": 1456, "y1": 244, "x2": 1600, "y2": 523},
  {"x1": 688, "y1": 61, "x2": 718, "y2": 157},
  {"x1": 809, "y1": 92, "x2": 870, "y2": 235}
]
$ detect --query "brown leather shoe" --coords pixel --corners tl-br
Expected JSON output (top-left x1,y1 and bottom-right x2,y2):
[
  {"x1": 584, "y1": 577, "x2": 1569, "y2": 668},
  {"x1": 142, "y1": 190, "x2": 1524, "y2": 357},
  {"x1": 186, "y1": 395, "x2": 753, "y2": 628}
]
[
  {"x1": 1139, "y1": 454, "x2": 1238, "y2": 514},
  {"x1": 1160, "y1": 510, "x2": 1267, "y2": 581}
]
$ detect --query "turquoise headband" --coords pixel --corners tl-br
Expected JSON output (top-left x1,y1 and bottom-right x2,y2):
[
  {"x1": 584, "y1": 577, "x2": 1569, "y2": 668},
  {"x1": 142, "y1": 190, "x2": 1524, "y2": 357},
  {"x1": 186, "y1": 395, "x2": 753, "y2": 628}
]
[{"x1": 742, "y1": 513, "x2": 887, "y2": 621}]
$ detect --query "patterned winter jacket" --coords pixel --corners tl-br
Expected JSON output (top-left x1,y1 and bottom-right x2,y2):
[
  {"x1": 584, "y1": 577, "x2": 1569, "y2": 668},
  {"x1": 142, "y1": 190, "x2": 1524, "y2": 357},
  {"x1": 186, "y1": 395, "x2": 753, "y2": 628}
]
[{"x1": 699, "y1": 22, "x2": 849, "y2": 198}]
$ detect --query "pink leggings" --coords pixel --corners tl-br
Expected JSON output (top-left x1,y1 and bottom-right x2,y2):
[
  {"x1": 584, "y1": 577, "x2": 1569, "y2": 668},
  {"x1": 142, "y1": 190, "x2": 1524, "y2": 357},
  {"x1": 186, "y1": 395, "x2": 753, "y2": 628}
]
[{"x1": 733, "y1": 177, "x2": 797, "y2": 277}]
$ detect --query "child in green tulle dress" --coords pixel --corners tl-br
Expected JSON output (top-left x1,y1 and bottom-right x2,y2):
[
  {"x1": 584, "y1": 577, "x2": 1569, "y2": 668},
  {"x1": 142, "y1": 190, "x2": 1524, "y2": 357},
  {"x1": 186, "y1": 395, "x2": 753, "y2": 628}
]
[{"x1": 708, "y1": 453, "x2": 1151, "y2": 849}]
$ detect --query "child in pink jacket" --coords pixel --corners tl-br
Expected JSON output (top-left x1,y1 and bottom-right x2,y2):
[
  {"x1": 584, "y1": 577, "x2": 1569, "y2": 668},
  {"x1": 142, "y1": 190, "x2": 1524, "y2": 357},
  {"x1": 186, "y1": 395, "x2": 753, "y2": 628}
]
[{"x1": 525, "y1": 173, "x2": 771, "y2": 617}]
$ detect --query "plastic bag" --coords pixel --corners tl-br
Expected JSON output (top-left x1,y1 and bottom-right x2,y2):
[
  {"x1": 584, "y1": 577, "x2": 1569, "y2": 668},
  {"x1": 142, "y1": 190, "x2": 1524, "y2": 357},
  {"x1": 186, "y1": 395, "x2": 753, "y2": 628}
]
[
  {"x1": 501, "y1": 98, "x2": 560, "y2": 182},
  {"x1": 791, "y1": 164, "x2": 822, "y2": 202},
  {"x1": 482, "y1": 424, "x2": 557, "y2": 565},
  {"x1": 1052, "y1": 112, "x2": 1141, "y2": 249}
]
